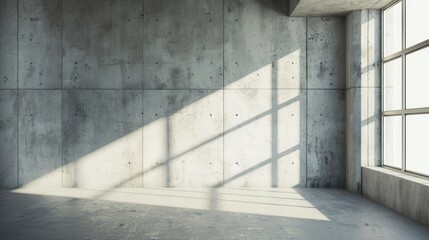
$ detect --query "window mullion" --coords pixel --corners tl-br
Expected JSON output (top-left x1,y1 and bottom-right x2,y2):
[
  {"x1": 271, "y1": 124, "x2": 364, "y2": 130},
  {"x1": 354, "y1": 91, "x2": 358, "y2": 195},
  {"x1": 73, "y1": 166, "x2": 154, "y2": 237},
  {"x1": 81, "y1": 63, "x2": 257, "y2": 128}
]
[{"x1": 401, "y1": 0, "x2": 406, "y2": 172}]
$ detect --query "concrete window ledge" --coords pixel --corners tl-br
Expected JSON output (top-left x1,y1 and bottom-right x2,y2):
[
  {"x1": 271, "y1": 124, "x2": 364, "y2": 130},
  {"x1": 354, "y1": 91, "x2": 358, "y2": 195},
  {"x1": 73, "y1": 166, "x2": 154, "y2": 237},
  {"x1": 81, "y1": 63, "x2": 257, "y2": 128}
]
[{"x1": 362, "y1": 167, "x2": 429, "y2": 228}]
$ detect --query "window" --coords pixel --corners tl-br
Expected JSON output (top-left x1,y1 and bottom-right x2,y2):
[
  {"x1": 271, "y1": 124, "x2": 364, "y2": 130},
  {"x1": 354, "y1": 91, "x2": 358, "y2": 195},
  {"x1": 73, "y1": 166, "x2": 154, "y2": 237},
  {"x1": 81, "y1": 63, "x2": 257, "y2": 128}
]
[{"x1": 382, "y1": 0, "x2": 429, "y2": 177}]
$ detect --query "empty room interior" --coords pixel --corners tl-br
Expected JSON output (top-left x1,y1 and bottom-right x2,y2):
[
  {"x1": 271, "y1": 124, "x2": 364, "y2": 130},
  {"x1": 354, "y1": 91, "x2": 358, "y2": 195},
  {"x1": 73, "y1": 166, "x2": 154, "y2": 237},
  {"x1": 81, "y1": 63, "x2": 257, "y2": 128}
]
[{"x1": 1, "y1": 0, "x2": 429, "y2": 239}]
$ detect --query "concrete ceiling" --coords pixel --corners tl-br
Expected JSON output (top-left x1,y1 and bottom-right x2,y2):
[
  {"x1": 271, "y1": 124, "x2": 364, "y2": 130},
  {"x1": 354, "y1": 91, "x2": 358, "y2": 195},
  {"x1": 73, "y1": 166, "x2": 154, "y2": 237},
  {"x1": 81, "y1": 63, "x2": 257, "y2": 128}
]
[{"x1": 289, "y1": 0, "x2": 396, "y2": 16}]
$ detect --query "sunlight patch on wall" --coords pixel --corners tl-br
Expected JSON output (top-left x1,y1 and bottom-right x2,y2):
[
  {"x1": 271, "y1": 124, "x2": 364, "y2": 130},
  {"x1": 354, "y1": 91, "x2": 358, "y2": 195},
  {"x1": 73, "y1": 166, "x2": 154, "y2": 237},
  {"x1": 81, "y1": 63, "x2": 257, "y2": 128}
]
[
  {"x1": 224, "y1": 88, "x2": 273, "y2": 187},
  {"x1": 226, "y1": 63, "x2": 273, "y2": 89},
  {"x1": 169, "y1": 91, "x2": 223, "y2": 158},
  {"x1": 277, "y1": 49, "x2": 302, "y2": 89},
  {"x1": 63, "y1": 129, "x2": 143, "y2": 189},
  {"x1": 20, "y1": 167, "x2": 62, "y2": 189},
  {"x1": 277, "y1": 93, "x2": 301, "y2": 154},
  {"x1": 143, "y1": 90, "x2": 224, "y2": 187},
  {"x1": 19, "y1": 51, "x2": 306, "y2": 189},
  {"x1": 143, "y1": 117, "x2": 169, "y2": 187},
  {"x1": 277, "y1": 149, "x2": 302, "y2": 188}
]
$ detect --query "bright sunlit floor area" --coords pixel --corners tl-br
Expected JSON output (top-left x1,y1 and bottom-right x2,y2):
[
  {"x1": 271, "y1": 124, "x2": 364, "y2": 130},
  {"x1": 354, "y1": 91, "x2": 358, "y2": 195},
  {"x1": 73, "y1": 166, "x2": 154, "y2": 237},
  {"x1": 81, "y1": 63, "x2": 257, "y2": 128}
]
[{"x1": 0, "y1": 188, "x2": 427, "y2": 240}]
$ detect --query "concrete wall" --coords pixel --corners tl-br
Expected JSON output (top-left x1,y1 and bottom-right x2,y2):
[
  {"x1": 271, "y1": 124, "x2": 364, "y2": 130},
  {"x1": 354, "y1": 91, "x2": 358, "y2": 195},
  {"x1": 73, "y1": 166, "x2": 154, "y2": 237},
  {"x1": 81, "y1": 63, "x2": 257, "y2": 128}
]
[
  {"x1": 345, "y1": 10, "x2": 381, "y2": 193},
  {"x1": 0, "y1": 0, "x2": 346, "y2": 189}
]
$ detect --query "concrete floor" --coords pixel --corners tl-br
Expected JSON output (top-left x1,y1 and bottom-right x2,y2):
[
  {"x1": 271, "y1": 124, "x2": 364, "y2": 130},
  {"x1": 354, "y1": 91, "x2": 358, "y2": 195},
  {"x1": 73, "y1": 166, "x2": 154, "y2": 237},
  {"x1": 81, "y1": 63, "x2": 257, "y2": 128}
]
[{"x1": 0, "y1": 188, "x2": 428, "y2": 240}]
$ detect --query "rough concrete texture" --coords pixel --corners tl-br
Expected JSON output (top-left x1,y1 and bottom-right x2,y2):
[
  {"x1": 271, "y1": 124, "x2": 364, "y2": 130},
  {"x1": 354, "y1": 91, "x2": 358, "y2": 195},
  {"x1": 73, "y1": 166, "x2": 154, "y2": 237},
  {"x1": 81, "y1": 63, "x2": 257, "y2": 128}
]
[
  {"x1": 366, "y1": 86, "x2": 381, "y2": 166},
  {"x1": 18, "y1": 90, "x2": 62, "y2": 187},
  {"x1": 346, "y1": 10, "x2": 381, "y2": 89},
  {"x1": 143, "y1": 0, "x2": 223, "y2": 89},
  {"x1": 346, "y1": 87, "x2": 382, "y2": 192},
  {"x1": 308, "y1": 17, "x2": 346, "y2": 89},
  {"x1": 346, "y1": 87, "x2": 363, "y2": 192},
  {"x1": 274, "y1": 91, "x2": 307, "y2": 188},
  {"x1": 224, "y1": 0, "x2": 306, "y2": 89},
  {"x1": 0, "y1": 91, "x2": 17, "y2": 187},
  {"x1": 63, "y1": 0, "x2": 143, "y2": 89},
  {"x1": 143, "y1": 90, "x2": 223, "y2": 187},
  {"x1": 346, "y1": 10, "x2": 381, "y2": 193},
  {"x1": 62, "y1": 90, "x2": 143, "y2": 188},
  {"x1": 367, "y1": 10, "x2": 381, "y2": 88},
  {"x1": 289, "y1": 0, "x2": 395, "y2": 16},
  {"x1": 1, "y1": 188, "x2": 429, "y2": 239},
  {"x1": 18, "y1": 0, "x2": 62, "y2": 89},
  {"x1": 362, "y1": 165, "x2": 380, "y2": 201},
  {"x1": 0, "y1": 0, "x2": 17, "y2": 89},
  {"x1": 346, "y1": 10, "x2": 365, "y2": 89},
  {"x1": 307, "y1": 90, "x2": 346, "y2": 188},
  {"x1": 0, "y1": 0, "x2": 347, "y2": 188},
  {"x1": 224, "y1": 89, "x2": 307, "y2": 187},
  {"x1": 363, "y1": 167, "x2": 429, "y2": 228}
]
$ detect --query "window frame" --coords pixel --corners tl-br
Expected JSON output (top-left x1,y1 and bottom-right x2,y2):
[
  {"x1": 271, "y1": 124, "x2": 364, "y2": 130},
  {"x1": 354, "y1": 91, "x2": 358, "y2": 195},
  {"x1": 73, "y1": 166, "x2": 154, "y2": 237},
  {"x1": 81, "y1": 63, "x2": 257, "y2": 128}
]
[{"x1": 382, "y1": 0, "x2": 429, "y2": 178}]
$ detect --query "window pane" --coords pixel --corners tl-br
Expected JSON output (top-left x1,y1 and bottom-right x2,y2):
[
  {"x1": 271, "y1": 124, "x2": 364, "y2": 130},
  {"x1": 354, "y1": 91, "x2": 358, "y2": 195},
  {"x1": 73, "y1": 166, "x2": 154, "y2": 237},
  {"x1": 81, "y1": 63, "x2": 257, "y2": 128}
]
[
  {"x1": 406, "y1": 46, "x2": 429, "y2": 109},
  {"x1": 406, "y1": 0, "x2": 429, "y2": 47},
  {"x1": 406, "y1": 114, "x2": 429, "y2": 176},
  {"x1": 383, "y1": 2, "x2": 402, "y2": 57},
  {"x1": 383, "y1": 58, "x2": 402, "y2": 111},
  {"x1": 383, "y1": 116, "x2": 402, "y2": 168}
]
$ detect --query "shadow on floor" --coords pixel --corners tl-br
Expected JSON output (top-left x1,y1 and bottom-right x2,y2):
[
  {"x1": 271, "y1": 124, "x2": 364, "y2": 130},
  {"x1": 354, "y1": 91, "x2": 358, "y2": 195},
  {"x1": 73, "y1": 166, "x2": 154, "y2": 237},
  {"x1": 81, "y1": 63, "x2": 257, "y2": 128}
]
[{"x1": 1, "y1": 188, "x2": 428, "y2": 240}]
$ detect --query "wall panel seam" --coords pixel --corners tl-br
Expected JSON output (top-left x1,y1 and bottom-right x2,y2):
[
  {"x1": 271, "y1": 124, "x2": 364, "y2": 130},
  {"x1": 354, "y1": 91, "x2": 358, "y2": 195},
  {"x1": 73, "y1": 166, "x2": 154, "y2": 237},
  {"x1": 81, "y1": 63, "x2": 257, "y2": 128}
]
[
  {"x1": 305, "y1": 17, "x2": 308, "y2": 188},
  {"x1": 16, "y1": 0, "x2": 20, "y2": 187},
  {"x1": 60, "y1": 0, "x2": 64, "y2": 188},
  {"x1": 222, "y1": 0, "x2": 225, "y2": 188}
]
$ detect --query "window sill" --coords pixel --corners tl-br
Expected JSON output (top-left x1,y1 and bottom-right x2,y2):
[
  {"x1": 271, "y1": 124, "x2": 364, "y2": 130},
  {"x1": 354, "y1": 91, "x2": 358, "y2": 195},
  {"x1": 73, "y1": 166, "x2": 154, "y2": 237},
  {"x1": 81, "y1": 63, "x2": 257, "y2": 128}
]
[
  {"x1": 362, "y1": 166, "x2": 429, "y2": 228},
  {"x1": 375, "y1": 166, "x2": 429, "y2": 185}
]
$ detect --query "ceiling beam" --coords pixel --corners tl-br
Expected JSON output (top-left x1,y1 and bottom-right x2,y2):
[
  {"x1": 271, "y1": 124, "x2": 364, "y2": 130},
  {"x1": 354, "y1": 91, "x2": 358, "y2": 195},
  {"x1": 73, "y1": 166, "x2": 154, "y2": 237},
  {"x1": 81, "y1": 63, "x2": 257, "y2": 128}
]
[{"x1": 289, "y1": 0, "x2": 397, "y2": 17}]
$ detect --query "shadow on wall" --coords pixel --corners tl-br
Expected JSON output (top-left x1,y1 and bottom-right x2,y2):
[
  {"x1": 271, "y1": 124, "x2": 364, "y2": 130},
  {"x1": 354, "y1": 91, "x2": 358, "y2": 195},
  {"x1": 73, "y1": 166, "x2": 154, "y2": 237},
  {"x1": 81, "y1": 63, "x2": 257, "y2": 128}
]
[
  {"x1": 255, "y1": 0, "x2": 289, "y2": 16},
  {"x1": 2, "y1": 0, "x2": 347, "y2": 190},
  {"x1": 13, "y1": 0, "x2": 310, "y2": 190},
  {"x1": 37, "y1": 53, "x2": 307, "y2": 190}
]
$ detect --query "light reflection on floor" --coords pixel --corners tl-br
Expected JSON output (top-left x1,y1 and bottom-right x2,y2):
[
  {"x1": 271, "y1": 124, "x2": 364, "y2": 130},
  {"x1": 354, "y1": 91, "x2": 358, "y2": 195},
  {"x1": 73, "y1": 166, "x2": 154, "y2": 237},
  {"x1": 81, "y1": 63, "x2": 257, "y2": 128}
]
[{"x1": 12, "y1": 187, "x2": 330, "y2": 221}]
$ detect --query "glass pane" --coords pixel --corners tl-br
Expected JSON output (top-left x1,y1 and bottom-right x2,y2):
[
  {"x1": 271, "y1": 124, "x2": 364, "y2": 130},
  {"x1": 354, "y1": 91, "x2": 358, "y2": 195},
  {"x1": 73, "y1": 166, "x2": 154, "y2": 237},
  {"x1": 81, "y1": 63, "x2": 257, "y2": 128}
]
[
  {"x1": 383, "y1": 116, "x2": 402, "y2": 168},
  {"x1": 406, "y1": 114, "x2": 429, "y2": 176},
  {"x1": 406, "y1": 0, "x2": 429, "y2": 47},
  {"x1": 406, "y1": 46, "x2": 429, "y2": 109},
  {"x1": 383, "y1": 2, "x2": 402, "y2": 57},
  {"x1": 383, "y1": 58, "x2": 402, "y2": 111}
]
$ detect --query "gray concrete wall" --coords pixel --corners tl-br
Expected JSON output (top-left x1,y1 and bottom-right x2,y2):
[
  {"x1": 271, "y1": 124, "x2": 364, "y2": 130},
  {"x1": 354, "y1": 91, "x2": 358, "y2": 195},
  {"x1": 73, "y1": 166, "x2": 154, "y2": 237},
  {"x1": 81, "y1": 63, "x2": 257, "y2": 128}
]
[
  {"x1": 345, "y1": 10, "x2": 381, "y2": 193},
  {"x1": 0, "y1": 0, "x2": 346, "y2": 189},
  {"x1": 306, "y1": 17, "x2": 346, "y2": 188}
]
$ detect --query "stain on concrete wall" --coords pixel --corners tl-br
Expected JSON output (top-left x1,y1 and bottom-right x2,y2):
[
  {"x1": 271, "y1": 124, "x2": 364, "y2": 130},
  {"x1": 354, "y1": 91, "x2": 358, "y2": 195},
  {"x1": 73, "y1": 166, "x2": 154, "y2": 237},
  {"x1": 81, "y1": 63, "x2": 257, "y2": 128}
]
[
  {"x1": 306, "y1": 17, "x2": 347, "y2": 188},
  {"x1": 18, "y1": 0, "x2": 62, "y2": 89},
  {"x1": 62, "y1": 90, "x2": 143, "y2": 188},
  {"x1": 0, "y1": 0, "x2": 17, "y2": 89},
  {"x1": 308, "y1": 17, "x2": 346, "y2": 89},
  {"x1": 63, "y1": 0, "x2": 143, "y2": 89},
  {"x1": 0, "y1": 0, "x2": 347, "y2": 189},
  {"x1": 18, "y1": 90, "x2": 62, "y2": 187},
  {"x1": 346, "y1": 10, "x2": 381, "y2": 193},
  {"x1": 225, "y1": 0, "x2": 306, "y2": 89},
  {"x1": 307, "y1": 90, "x2": 346, "y2": 188},
  {"x1": 143, "y1": 0, "x2": 223, "y2": 89},
  {"x1": 0, "y1": 90, "x2": 17, "y2": 187}
]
